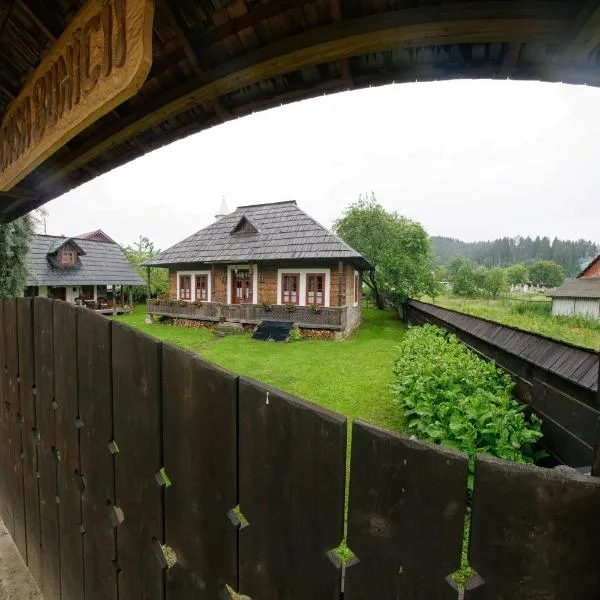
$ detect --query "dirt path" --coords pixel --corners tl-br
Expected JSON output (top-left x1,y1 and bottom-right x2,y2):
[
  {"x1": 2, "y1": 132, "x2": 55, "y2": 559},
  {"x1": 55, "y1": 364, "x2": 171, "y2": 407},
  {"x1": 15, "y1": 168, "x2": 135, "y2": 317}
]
[{"x1": 0, "y1": 520, "x2": 42, "y2": 600}]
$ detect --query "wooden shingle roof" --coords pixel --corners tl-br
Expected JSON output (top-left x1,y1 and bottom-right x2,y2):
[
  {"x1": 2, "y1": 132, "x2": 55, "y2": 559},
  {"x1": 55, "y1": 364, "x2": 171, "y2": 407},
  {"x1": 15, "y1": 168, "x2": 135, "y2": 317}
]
[
  {"x1": 26, "y1": 235, "x2": 144, "y2": 287},
  {"x1": 144, "y1": 201, "x2": 369, "y2": 268},
  {"x1": 549, "y1": 278, "x2": 600, "y2": 299}
]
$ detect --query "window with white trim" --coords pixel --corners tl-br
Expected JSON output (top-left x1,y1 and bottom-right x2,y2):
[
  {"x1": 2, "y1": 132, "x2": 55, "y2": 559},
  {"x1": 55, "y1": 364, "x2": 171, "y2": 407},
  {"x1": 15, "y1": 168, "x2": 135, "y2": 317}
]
[
  {"x1": 195, "y1": 274, "x2": 208, "y2": 301},
  {"x1": 179, "y1": 275, "x2": 192, "y2": 300},
  {"x1": 306, "y1": 273, "x2": 325, "y2": 306},
  {"x1": 281, "y1": 273, "x2": 300, "y2": 304}
]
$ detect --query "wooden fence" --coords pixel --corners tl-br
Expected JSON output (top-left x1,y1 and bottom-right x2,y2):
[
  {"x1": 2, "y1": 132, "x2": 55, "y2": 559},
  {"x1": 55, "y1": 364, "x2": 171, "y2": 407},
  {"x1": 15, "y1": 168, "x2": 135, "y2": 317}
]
[
  {"x1": 1, "y1": 298, "x2": 600, "y2": 599},
  {"x1": 406, "y1": 300, "x2": 600, "y2": 472}
]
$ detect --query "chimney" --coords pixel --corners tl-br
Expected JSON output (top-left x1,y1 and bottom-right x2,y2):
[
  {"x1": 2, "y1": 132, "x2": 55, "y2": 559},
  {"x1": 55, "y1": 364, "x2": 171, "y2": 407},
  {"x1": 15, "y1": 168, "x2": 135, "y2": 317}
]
[{"x1": 215, "y1": 196, "x2": 229, "y2": 221}]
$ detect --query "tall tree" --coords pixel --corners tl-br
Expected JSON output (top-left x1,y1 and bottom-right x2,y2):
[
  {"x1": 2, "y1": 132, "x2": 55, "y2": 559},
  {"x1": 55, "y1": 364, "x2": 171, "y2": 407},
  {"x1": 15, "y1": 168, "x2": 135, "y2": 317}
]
[
  {"x1": 333, "y1": 193, "x2": 434, "y2": 308},
  {"x1": 0, "y1": 216, "x2": 34, "y2": 299},
  {"x1": 123, "y1": 235, "x2": 169, "y2": 300},
  {"x1": 529, "y1": 260, "x2": 565, "y2": 288}
]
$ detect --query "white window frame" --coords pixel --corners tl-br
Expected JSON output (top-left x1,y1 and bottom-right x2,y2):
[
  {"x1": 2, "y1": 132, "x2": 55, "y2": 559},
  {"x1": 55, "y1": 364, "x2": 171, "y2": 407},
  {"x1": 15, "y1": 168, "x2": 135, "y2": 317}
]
[
  {"x1": 353, "y1": 270, "x2": 360, "y2": 307},
  {"x1": 276, "y1": 268, "x2": 331, "y2": 307},
  {"x1": 226, "y1": 264, "x2": 258, "y2": 305},
  {"x1": 176, "y1": 270, "x2": 212, "y2": 302}
]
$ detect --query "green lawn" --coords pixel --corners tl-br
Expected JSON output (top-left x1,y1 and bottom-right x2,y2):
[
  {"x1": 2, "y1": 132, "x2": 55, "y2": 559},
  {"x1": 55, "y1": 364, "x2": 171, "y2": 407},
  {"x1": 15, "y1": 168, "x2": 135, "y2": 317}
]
[
  {"x1": 430, "y1": 294, "x2": 600, "y2": 350},
  {"x1": 114, "y1": 305, "x2": 406, "y2": 431}
]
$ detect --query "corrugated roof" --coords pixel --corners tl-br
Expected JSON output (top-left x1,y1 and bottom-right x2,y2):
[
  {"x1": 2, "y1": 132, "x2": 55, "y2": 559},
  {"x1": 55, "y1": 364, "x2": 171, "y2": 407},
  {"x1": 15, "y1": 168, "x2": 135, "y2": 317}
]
[
  {"x1": 26, "y1": 235, "x2": 144, "y2": 286},
  {"x1": 143, "y1": 201, "x2": 370, "y2": 268},
  {"x1": 549, "y1": 278, "x2": 600, "y2": 299}
]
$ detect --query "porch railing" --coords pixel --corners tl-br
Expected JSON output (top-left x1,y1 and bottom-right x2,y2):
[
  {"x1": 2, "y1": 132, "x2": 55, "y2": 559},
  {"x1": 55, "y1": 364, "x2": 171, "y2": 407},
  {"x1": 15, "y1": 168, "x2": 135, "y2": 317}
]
[{"x1": 146, "y1": 300, "x2": 346, "y2": 330}]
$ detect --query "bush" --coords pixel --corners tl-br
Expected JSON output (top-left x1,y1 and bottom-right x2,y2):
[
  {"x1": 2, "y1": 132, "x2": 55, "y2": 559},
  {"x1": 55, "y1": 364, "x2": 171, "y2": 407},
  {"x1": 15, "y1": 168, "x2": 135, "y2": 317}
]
[{"x1": 392, "y1": 325, "x2": 544, "y2": 485}]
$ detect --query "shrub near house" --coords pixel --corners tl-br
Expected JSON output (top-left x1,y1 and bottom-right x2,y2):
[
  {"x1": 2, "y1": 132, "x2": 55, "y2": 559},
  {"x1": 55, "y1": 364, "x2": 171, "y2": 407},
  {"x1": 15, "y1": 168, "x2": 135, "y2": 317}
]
[{"x1": 393, "y1": 325, "x2": 544, "y2": 485}]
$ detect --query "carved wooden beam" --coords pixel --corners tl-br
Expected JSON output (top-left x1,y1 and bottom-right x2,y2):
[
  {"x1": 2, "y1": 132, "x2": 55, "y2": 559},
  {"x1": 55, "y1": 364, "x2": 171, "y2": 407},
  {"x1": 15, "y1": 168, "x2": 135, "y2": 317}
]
[{"x1": 34, "y1": 2, "x2": 574, "y2": 192}]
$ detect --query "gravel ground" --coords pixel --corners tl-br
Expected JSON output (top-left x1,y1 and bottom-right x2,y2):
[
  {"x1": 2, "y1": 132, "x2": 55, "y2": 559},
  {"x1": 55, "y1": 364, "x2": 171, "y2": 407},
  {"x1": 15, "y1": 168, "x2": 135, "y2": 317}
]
[{"x1": 0, "y1": 520, "x2": 42, "y2": 600}]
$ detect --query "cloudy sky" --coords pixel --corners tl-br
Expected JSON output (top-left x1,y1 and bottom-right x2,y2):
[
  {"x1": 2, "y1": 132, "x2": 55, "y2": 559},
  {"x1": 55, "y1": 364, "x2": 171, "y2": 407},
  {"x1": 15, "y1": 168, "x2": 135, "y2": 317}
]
[{"x1": 42, "y1": 78, "x2": 600, "y2": 251}]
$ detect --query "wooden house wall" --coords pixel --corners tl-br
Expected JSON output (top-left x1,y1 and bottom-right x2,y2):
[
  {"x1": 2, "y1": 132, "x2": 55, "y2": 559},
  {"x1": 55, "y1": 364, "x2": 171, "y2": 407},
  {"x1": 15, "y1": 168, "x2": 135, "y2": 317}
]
[
  {"x1": 581, "y1": 260, "x2": 600, "y2": 278},
  {"x1": 167, "y1": 262, "x2": 357, "y2": 306}
]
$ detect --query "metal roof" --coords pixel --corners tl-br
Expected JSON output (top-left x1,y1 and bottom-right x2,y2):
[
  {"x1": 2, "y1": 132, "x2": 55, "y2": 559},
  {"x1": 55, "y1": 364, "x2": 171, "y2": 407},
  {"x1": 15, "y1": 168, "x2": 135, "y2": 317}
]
[
  {"x1": 26, "y1": 235, "x2": 145, "y2": 287},
  {"x1": 549, "y1": 278, "x2": 600, "y2": 300},
  {"x1": 144, "y1": 201, "x2": 370, "y2": 268}
]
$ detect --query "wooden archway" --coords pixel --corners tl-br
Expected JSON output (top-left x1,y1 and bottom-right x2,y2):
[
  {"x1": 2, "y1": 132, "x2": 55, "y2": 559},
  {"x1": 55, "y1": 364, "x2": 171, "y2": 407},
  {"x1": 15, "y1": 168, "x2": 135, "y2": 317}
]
[{"x1": 0, "y1": 0, "x2": 598, "y2": 221}]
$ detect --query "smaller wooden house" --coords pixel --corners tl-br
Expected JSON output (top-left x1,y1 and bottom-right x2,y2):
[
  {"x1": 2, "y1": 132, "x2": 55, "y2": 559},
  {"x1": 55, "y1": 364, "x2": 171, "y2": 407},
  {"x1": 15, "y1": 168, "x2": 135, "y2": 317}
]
[
  {"x1": 550, "y1": 275, "x2": 600, "y2": 320},
  {"x1": 24, "y1": 233, "x2": 144, "y2": 311},
  {"x1": 144, "y1": 201, "x2": 370, "y2": 337}
]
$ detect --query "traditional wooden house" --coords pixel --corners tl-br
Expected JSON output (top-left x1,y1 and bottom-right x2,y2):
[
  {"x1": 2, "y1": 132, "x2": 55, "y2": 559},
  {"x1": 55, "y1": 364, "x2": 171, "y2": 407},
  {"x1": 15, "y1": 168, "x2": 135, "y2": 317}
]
[
  {"x1": 144, "y1": 201, "x2": 370, "y2": 336},
  {"x1": 24, "y1": 234, "x2": 144, "y2": 311},
  {"x1": 550, "y1": 254, "x2": 600, "y2": 319}
]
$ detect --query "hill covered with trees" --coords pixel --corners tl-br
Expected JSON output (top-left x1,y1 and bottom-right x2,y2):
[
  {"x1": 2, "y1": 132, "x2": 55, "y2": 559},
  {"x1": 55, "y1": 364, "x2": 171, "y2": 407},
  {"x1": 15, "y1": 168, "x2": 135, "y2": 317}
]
[{"x1": 432, "y1": 236, "x2": 599, "y2": 277}]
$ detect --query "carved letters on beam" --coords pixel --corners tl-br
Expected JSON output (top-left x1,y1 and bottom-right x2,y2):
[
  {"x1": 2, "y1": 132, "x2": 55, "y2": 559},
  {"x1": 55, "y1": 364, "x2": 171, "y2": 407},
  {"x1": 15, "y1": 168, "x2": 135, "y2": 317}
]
[{"x1": 0, "y1": 0, "x2": 154, "y2": 191}]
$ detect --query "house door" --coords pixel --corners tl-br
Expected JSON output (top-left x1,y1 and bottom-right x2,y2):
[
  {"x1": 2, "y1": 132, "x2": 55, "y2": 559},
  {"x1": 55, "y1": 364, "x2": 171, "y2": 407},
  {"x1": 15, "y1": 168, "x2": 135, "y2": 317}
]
[
  {"x1": 231, "y1": 270, "x2": 251, "y2": 304},
  {"x1": 50, "y1": 287, "x2": 66, "y2": 301}
]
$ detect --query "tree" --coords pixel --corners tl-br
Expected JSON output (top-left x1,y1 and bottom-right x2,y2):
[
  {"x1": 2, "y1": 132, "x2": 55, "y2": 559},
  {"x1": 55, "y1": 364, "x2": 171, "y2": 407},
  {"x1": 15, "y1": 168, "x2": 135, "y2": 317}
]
[
  {"x1": 506, "y1": 264, "x2": 527, "y2": 286},
  {"x1": 0, "y1": 216, "x2": 34, "y2": 299},
  {"x1": 483, "y1": 267, "x2": 508, "y2": 297},
  {"x1": 528, "y1": 260, "x2": 565, "y2": 288},
  {"x1": 333, "y1": 193, "x2": 434, "y2": 308},
  {"x1": 447, "y1": 256, "x2": 476, "y2": 296},
  {"x1": 123, "y1": 235, "x2": 169, "y2": 301}
]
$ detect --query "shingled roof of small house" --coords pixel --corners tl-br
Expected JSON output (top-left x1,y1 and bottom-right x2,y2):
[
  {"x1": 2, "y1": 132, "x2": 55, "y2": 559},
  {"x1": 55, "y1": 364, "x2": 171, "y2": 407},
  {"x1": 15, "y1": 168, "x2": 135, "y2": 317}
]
[
  {"x1": 26, "y1": 235, "x2": 145, "y2": 287},
  {"x1": 144, "y1": 201, "x2": 370, "y2": 268},
  {"x1": 549, "y1": 278, "x2": 600, "y2": 300}
]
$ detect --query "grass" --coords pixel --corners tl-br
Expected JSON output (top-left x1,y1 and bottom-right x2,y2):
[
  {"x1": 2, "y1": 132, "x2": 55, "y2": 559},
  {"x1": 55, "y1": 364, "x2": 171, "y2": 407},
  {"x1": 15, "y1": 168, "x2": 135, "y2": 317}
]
[
  {"x1": 429, "y1": 293, "x2": 600, "y2": 350},
  {"x1": 115, "y1": 304, "x2": 406, "y2": 431},
  {"x1": 115, "y1": 305, "x2": 475, "y2": 582}
]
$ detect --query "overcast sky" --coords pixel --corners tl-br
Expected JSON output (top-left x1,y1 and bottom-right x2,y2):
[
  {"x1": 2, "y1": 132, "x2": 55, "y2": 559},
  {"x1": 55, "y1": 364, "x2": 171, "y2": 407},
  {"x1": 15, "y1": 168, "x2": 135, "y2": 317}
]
[{"x1": 42, "y1": 79, "x2": 600, "y2": 250}]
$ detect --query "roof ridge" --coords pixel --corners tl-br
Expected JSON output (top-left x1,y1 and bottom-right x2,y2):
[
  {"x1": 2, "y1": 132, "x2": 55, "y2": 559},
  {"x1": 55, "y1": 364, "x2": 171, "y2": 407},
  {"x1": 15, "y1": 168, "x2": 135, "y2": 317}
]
[{"x1": 235, "y1": 200, "x2": 297, "y2": 209}]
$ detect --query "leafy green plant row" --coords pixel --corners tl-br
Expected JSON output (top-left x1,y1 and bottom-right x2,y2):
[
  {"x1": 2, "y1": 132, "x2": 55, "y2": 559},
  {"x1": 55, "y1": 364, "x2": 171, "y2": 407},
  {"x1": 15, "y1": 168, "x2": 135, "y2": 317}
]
[{"x1": 393, "y1": 325, "x2": 545, "y2": 488}]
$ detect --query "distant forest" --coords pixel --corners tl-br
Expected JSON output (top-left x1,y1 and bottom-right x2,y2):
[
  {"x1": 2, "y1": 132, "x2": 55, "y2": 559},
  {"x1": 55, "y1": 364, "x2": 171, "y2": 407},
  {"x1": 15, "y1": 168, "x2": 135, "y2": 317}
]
[{"x1": 432, "y1": 236, "x2": 599, "y2": 277}]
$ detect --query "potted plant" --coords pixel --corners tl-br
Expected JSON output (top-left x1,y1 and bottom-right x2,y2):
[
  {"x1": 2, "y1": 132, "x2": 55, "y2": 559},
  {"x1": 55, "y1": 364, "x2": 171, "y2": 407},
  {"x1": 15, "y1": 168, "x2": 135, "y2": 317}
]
[
  {"x1": 309, "y1": 303, "x2": 322, "y2": 314},
  {"x1": 262, "y1": 302, "x2": 273, "y2": 312},
  {"x1": 285, "y1": 303, "x2": 296, "y2": 312}
]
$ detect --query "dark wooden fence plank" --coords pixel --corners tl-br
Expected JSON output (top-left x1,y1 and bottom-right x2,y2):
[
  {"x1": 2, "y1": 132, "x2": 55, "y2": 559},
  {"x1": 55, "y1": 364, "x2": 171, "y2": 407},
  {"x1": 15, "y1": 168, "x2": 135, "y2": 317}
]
[
  {"x1": 78, "y1": 309, "x2": 117, "y2": 600},
  {"x1": 5, "y1": 298, "x2": 26, "y2": 557},
  {"x1": 162, "y1": 345, "x2": 237, "y2": 598},
  {"x1": 17, "y1": 298, "x2": 42, "y2": 584},
  {"x1": 0, "y1": 300, "x2": 12, "y2": 534},
  {"x1": 531, "y1": 379, "x2": 599, "y2": 448},
  {"x1": 466, "y1": 455, "x2": 600, "y2": 599},
  {"x1": 53, "y1": 301, "x2": 84, "y2": 600},
  {"x1": 345, "y1": 421, "x2": 467, "y2": 600},
  {"x1": 238, "y1": 377, "x2": 346, "y2": 599},
  {"x1": 34, "y1": 298, "x2": 60, "y2": 599},
  {"x1": 112, "y1": 322, "x2": 163, "y2": 599}
]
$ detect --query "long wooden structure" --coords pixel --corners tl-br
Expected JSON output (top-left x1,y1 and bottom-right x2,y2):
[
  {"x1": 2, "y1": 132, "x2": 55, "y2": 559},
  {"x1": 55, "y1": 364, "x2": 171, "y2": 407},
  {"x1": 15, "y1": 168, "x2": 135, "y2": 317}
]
[
  {"x1": 2, "y1": 0, "x2": 600, "y2": 220},
  {"x1": 2, "y1": 298, "x2": 600, "y2": 599}
]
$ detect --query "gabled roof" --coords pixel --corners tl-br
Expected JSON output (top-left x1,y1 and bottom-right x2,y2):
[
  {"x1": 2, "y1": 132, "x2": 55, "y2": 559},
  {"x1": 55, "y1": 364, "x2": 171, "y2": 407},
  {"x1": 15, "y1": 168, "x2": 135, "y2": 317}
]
[
  {"x1": 26, "y1": 235, "x2": 144, "y2": 287},
  {"x1": 144, "y1": 201, "x2": 370, "y2": 268},
  {"x1": 549, "y1": 278, "x2": 600, "y2": 300},
  {"x1": 77, "y1": 229, "x2": 117, "y2": 244},
  {"x1": 578, "y1": 254, "x2": 600, "y2": 278},
  {"x1": 46, "y1": 237, "x2": 86, "y2": 256}
]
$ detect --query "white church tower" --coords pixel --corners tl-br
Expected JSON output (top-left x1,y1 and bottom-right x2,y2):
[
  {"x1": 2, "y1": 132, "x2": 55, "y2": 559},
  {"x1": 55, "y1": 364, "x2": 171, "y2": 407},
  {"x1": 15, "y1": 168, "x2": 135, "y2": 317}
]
[{"x1": 215, "y1": 196, "x2": 229, "y2": 221}]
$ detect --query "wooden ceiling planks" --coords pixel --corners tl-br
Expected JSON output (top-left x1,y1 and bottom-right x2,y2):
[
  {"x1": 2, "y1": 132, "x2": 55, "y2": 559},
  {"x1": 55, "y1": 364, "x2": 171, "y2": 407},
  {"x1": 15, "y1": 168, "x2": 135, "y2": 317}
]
[{"x1": 1, "y1": 0, "x2": 599, "y2": 219}]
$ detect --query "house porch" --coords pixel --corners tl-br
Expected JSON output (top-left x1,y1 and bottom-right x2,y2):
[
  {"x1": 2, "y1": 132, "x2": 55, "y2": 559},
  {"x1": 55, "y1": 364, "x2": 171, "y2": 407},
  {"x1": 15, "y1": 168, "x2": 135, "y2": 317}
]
[{"x1": 146, "y1": 300, "x2": 361, "y2": 334}]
